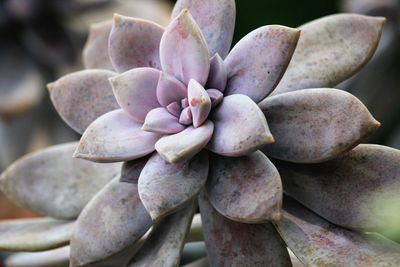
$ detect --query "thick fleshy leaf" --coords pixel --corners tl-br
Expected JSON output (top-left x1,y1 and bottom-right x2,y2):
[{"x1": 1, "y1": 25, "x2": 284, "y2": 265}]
[
  {"x1": 199, "y1": 191, "x2": 291, "y2": 266},
  {"x1": 120, "y1": 156, "x2": 149, "y2": 184},
  {"x1": 109, "y1": 67, "x2": 160, "y2": 122},
  {"x1": 48, "y1": 69, "x2": 119, "y2": 134},
  {"x1": 207, "y1": 151, "x2": 282, "y2": 223},
  {"x1": 138, "y1": 152, "x2": 208, "y2": 221},
  {"x1": 155, "y1": 121, "x2": 213, "y2": 163},
  {"x1": 142, "y1": 107, "x2": 185, "y2": 134},
  {"x1": 273, "y1": 14, "x2": 385, "y2": 95},
  {"x1": 183, "y1": 257, "x2": 209, "y2": 267},
  {"x1": 129, "y1": 200, "x2": 196, "y2": 267},
  {"x1": 179, "y1": 106, "x2": 193, "y2": 126},
  {"x1": 82, "y1": 20, "x2": 114, "y2": 70},
  {"x1": 207, "y1": 89, "x2": 223, "y2": 108},
  {"x1": 260, "y1": 88, "x2": 380, "y2": 163},
  {"x1": 0, "y1": 142, "x2": 121, "y2": 219},
  {"x1": 225, "y1": 26, "x2": 300, "y2": 102},
  {"x1": 0, "y1": 218, "x2": 73, "y2": 252},
  {"x1": 109, "y1": 14, "x2": 164, "y2": 72},
  {"x1": 5, "y1": 246, "x2": 70, "y2": 267},
  {"x1": 75, "y1": 110, "x2": 162, "y2": 163},
  {"x1": 157, "y1": 72, "x2": 188, "y2": 107},
  {"x1": 208, "y1": 95, "x2": 274, "y2": 157},
  {"x1": 274, "y1": 197, "x2": 400, "y2": 266},
  {"x1": 0, "y1": 44, "x2": 43, "y2": 120},
  {"x1": 171, "y1": 0, "x2": 235, "y2": 58},
  {"x1": 188, "y1": 79, "x2": 211, "y2": 128},
  {"x1": 207, "y1": 54, "x2": 227, "y2": 92},
  {"x1": 166, "y1": 102, "x2": 182, "y2": 117},
  {"x1": 275, "y1": 144, "x2": 400, "y2": 233},
  {"x1": 70, "y1": 178, "x2": 152, "y2": 267},
  {"x1": 160, "y1": 9, "x2": 210, "y2": 86}
]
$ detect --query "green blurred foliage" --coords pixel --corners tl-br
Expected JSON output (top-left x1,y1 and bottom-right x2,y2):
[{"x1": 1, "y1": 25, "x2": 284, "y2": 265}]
[{"x1": 169, "y1": 0, "x2": 339, "y2": 42}]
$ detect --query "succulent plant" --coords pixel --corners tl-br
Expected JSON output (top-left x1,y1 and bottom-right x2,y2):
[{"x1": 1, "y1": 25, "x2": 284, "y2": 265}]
[{"x1": 1, "y1": 0, "x2": 400, "y2": 266}]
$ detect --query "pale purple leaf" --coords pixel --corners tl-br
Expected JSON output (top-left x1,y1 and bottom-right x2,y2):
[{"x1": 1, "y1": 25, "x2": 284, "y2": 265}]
[
  {"x1": 82, "y1": 20, "x2": 114, "y2": 71},
  {"x1": 208, "y1": 95, "x2": 274, "y2": 157},
  {"x1": 206, "y1": 89, "x2": 223, "y2": 108},
  {"x1": 0, "y1": 142, "x2": 121, "y2": 219},
  {"x1": 5, "y1": 246, "x2": 70, "y2": 267},
  {"x1": 48, "y1": 69, "x2": 119, "y2": 134},
  {"x1": 109, "y1": 67, "x2": 160, "y2": 123},
  {"x1": 199, "y1": 191, "x2": 291, "y2": 266},
  {"x1": 260, "y1": 88, "x2": 381, "y2": 163},
  {"x1": 206, "y1": 54, "x2": 227, "y2": 92},
  {"x1": 75, "y1": 110, "x2": 162, "y2": 163},
  {"x1": 156, "y1": 72, "x2": 187, "y2": 107},
  {"x1": 188, "y1": 79, "x2": 211, "y2": 128},
  {"x1": 142, "y1": 107, "x2": 185, "y2": 134},
  {"x1": 207, "y1": 151, "x2": 282, "y2": 223},
  {"x1": 160, "y1": 9, "x2": 210, "y2": 85},
  {"x1": 224, "y1": 25, "x2": 300, "y2": 102},
  {"x1": 70, "y1": 178, "x2": 152, "y2": 267},
  {"x1": 166, "y1": 102, "x2": 182, "y2": 117},
  {"x1": 138, "y1": 152, "x2": 208, "y2": 221},
  {"x1": 171, "y1": 0, "x2": 235, "y2": 58},
  {"x1": 109, "y1": 14, "x2": 164, "y2": 72},
  {"x1": 273, "y1": 14, "x2": 385, "y2": 95},
  {"x1": 179, "y1": 107, "x2": 193, "y2": 126},
  {"x1": 120, "y1": 156, "x2": 149, "y2": 184},
  {"x1": 155, "y1": 120, "x2": 214, "y2": 163}
]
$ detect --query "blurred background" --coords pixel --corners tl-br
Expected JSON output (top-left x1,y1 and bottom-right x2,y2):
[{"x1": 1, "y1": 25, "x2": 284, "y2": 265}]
[{"x1": 0, "y1": 0, "x2": 399, "y2": 241}]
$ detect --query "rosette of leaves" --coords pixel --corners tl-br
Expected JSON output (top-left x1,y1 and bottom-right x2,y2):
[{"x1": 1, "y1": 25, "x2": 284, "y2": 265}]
[
  {"x1": 2, "y1": 0, "x2": 400, "y2": 266},
  {"x1": 341, "y1": 0, "x2": 400, "y2": 148}
]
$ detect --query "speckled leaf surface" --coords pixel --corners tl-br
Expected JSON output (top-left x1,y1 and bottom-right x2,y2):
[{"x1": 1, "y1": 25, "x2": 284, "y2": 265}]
[
  {"x1": 138, "y1": 152, "x2": 208, "y2": 221},
  {"x1": 273, "y1": 14, "x2": 385, "y2": 95},
  {"x1": 109, "y1": 67, "x2": 160, "y2": 123},
  {"x1": 5, "y1": 246, "x2": 70, "y2": 267},
  {"x1": 48, "y1": 69, "x2": 119, "y2": 134},
  {"x1": 171, "y1": 0, "x2": 235, "y2": 58},
  {"x1": 75, "y1": 110, "x2": 162, "y2": 163},
  {"x1": 207, "y1": 151, "x2": 282, "y2": 223},
  {"x1": 199, "y1": 191, "x2": 291, "y2": 267},
  {"x1": 82, "y1": 20, "x2": 114, "y2": 71},
  {"x1": 0, "y1": 142, "x2": 121, "y2": 219},
  {"x1": 160, "y1": 10, "x2": 210, "y2": 86},
  {"x1": 129, "y1": 200, "x2": 196, "y2": 267},
  {"x1": 208, "y1": 95, "x2": 274, "y2": 157},
  {"x1": 274, "y1": 144, "x2": 400, "y2": 232},
  {"x1": 207, "y1": 54, "x2": 227, "y2": 92},
  {"x1": 70, "y1": 178, "x2": 152, "y2": 267},
  {"x1": 274, "y1": 197, "x2": 400, "y2": 266},
  {"x1": 224, "y1": 25, "x2": 300, "y2": 102},
  {"x1": 155, "y1": 121, "x2": 213, "y2": 163},
  {"x1": 260, "y1": 88, "x2": 380, "y2": 163},
  {"x1": 109, "y1": 14, "x2": 164, "y2": 72},
  {"x1": 0, "y1": 218, "x2": 73, "y2": 252}
]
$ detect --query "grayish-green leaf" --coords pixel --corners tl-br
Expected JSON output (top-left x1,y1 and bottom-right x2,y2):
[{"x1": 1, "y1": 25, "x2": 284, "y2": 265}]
[{"x1": 5, "y1": 246, "x2": 69, "y2": 267}]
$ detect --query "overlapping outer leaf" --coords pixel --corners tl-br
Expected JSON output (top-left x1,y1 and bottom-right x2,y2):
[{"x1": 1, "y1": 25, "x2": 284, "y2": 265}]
[
  {"x1": 199, "y1": 191, "x2": 291, "y2": 266},
  {"x1": 171, "y1": 0, "x2": 235, "y2": 58},
  {"x1": 48, "y1": 69, "x2": 119, "y2": 134},
  {"x1": 273, "y1": 14, "x2": 385, "y2": 95},
  {"x1": 138, "y1": 152, "x2": 208, "y2": 221},
  {"x1": 260, "y1": 89, "x2": 380, "y2": 163},
  {"x1": 0, "y1": 218, "x2": 73, "y2": 252},
  {"x1": 70, "y1": 178, "x2": 152, "y2": 267},
  {"x1": 82, "y1": 20, "x2": 114, "y2": 70},
  {"x1": 74, "y1": 110, "x2": 162, "y2": 162},
  {"x1": 206, "y1": 151, "x2": 282, "y2": 223},
  {"x1": 274, "y1": 197, "x2": 400, "y2": 266},
  {"x1": 275, "y1": 144, "x2": 400, "y2": 232},
  {"x1": 224, "y1": 25, "x2": 300, "y2": 102},
  {"x1": 109, "y1": 14, "x2": 164, "y2": 72},
  {"x1": 209, "y1": 95, "x2": 274, "y2": 157},
  {"x1": 129, "y1": 200, "x2": 196, "y2": 267},
  {"x1": 0, "y1": 142, "x2": 121, "y2": 219}
]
